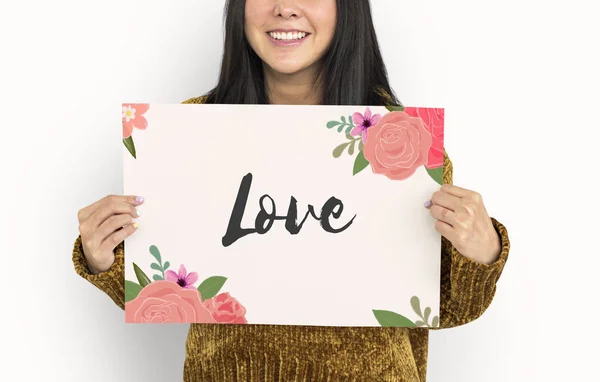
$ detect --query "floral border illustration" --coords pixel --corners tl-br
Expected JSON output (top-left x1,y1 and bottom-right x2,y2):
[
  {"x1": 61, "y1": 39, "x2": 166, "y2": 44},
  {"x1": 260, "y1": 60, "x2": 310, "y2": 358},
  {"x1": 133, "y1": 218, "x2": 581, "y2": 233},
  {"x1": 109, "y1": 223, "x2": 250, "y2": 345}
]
[
  {"x1": 125, "y1": 244, "x2": 247, "y2": 324},
  {"x1": 122, "y1": 103, "x2": 149, "y2": 159},
  {"x1": 372, "y1": 296, "x2": 440, "y2": 328},
  {"x1": 327, "y1": 105, "x2": 444, "y2": 327},
  {"x1": 326, "y1": 105, "x2": 445, "y2": 185},
  {"x1": 121, "y1": 104, "x2": 247, "y2": 324}
]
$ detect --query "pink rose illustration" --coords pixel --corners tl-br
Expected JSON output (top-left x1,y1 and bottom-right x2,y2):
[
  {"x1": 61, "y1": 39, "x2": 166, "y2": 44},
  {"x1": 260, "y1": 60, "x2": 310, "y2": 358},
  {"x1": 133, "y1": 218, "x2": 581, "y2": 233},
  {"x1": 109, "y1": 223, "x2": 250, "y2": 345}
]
[
  {"x1": 125, "y1": 280, "x2": 216, "y2": 323},
  {"x1": 362, "y1": 111, "x2": 432, "y2": 180},
  {"x1": 122, "y1": 103, "x2": 149, "y2": 139},
  {"x1": 203, "y1": 292, "x2": 248, "y2": 324},
  {"x1": 403, "y1": 107, "x2": 444, "y2": 168}
]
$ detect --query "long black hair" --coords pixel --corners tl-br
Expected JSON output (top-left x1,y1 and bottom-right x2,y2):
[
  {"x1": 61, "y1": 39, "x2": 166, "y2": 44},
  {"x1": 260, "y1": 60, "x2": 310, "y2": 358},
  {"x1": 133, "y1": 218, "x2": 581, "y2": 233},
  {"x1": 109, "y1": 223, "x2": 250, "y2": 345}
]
[{"x1": 204, "y1": 0, "x2": 401, "y2": 106}]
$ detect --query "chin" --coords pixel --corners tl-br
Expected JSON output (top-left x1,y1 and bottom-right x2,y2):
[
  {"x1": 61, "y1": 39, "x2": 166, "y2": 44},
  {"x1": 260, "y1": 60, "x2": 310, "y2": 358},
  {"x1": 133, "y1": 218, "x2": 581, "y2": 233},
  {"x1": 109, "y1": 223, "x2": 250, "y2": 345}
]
[
  {"x1": 271, "y1": 65, "x2": 305, "y2": 75},
  {"x1": 265, "y1": 59, "x2": 314, "y2": 76}
]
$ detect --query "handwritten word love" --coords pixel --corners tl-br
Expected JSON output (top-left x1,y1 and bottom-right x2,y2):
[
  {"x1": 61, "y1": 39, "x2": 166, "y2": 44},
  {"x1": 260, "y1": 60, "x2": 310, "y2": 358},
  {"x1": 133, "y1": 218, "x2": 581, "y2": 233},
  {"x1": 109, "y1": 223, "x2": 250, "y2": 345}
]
[{"x1": 222, "y1": 173, "x2": 356, "y2": 247}]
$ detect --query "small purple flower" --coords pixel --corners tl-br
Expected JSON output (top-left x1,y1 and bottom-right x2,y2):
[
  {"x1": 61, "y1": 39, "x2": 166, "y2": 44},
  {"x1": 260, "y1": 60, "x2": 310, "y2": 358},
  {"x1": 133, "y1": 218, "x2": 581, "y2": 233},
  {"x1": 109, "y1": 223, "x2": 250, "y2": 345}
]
[
  {"x1": 166, "y1": 264, "x2": 199, "y2": 289},
  {"x1": 350, "y1": 107, "x2": 382, "y2": 143}
]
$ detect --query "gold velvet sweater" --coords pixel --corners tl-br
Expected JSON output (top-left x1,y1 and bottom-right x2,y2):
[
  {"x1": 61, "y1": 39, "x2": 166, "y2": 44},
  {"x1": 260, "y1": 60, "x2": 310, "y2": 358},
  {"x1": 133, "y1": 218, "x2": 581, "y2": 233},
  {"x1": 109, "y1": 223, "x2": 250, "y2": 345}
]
[{"x1": 72, "y1": 95, "x2": 510, "y2": 381}]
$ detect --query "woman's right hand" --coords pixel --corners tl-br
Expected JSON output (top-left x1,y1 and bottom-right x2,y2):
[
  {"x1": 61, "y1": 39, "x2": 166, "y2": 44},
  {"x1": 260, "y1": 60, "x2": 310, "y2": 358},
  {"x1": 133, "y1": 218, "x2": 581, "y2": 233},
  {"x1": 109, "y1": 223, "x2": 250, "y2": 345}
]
[{"x1": 77, "y1": 195, "x2": 143, "y2": 274}]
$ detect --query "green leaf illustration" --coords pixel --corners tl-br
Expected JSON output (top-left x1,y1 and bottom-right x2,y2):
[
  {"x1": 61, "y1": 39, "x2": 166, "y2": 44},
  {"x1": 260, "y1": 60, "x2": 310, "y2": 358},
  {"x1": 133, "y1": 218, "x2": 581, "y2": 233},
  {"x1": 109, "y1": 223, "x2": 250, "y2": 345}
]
[
  {"x1": 410, "y1": 296, "x2": 422, "y2": 316},
  {"x1": 359, "y1": 140, "x2": 364, "y2": 152},
  {"x1": 345, "y1": 133, "x2": 354, "y2": 140},
  {"x1": 431, "y1": 316, "x2": 440, "y2": 327},
  {"x1": 372, "y1": 310, "x2": 416, "y2": 327},
  {"x1": 197, "y1": 276, "x2": 228, "y2": 301},
  {"x1": 123, "y1": 136, "x2": 136, "y2": 159},
  {"x1": 385, "y1": 105, "x2": 405, "y2": 112},
  {"x1": 423, "y1": 307, "x2": 431, "y2": 324},
  {"x1": 348, "y1": 140, "x2": 356, "y2": 155},
  {"x1": 352, "y1": 151, "x2": 370, "y2": 175},
  {"x1": 327, "y1": 121, "x2": 341, "y2": 129},
  {"x1": 125, "y1": 280, "x2": 143, "y2": 302},
  {"x1": 150, "y1": 263, "x2": 161, "y2": 271},
  {"x1": 152, "y1": 274, "x2": 163, "y2": 281},
  {"x1": 415, "y1": 320, "x2": 426, "y2": 327},
  {"x1": 345, "y1": 116, "x2": 354, "y2": 133},
  {"x1": 332, "y1": 142, "x2": 351, "y2": 158},
  {"x1": 133, "y1": 262, "x2": 151, "y2": 287},
  {"x1": 327, "y1": 116, "x2": 354, "y2": 133},
  {"x1": 148, "y1": 245, "x2": 169, "y2": 280},
  {"x1": 426, "y1": 166, "x2": 444, "y2": 185},
  {"x1": 149, "y1": 245, "x2": 161, "y2": 263}
]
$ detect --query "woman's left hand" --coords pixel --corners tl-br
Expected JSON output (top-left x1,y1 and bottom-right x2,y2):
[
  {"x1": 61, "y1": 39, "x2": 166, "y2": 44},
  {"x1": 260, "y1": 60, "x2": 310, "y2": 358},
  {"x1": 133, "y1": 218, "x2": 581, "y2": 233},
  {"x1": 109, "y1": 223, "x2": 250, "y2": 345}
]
[{"x1": 426, "y1": 184, "x2": 501, "y2": 265}]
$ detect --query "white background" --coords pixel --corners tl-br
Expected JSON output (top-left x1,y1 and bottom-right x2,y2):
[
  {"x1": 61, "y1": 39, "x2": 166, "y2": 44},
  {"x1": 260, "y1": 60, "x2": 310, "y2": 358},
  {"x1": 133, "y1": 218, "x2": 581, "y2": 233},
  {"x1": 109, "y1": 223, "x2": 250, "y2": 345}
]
[{"x1": 0, "y1": 0, "x2": 598, "y2": 381}]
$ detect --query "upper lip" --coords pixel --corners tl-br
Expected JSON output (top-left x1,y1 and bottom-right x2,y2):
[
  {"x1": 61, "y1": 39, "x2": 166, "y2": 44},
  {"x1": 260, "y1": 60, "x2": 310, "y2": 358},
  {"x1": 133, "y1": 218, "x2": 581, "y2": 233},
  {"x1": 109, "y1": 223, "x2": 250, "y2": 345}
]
[{"x1": 267, "y1": 28, "x2": 310, "y2": 33}]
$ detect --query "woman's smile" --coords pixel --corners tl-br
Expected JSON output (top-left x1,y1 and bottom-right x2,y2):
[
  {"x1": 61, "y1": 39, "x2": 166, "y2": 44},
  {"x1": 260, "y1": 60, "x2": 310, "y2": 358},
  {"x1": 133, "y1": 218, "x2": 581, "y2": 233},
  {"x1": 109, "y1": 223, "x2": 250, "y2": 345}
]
[{"x1": 267, "y1": 29, "x2": 311, "y2": 47}]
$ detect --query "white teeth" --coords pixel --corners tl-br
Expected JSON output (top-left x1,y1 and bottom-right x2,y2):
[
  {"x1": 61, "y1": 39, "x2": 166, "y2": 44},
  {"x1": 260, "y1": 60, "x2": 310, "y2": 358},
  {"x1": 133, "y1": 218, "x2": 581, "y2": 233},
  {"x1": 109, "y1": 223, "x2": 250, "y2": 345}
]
[{"x1": 269, "y1": 31, "x2": 307, "y2": 40}]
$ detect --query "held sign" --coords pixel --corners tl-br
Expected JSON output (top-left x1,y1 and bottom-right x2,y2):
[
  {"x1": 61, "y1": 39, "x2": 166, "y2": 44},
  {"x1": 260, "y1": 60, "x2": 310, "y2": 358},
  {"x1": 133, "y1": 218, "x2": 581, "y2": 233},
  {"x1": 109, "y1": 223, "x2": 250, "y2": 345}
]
[{"x1": 122, "y1": 103, "x2": 444, "y2": 327}]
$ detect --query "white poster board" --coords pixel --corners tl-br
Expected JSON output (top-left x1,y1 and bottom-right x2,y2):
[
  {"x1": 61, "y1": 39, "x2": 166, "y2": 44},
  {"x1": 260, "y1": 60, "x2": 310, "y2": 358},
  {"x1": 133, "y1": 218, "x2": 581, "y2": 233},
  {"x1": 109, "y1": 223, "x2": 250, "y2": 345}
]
[{"x1": 122, "y1": 103, "x2": 445, "y2": 328}]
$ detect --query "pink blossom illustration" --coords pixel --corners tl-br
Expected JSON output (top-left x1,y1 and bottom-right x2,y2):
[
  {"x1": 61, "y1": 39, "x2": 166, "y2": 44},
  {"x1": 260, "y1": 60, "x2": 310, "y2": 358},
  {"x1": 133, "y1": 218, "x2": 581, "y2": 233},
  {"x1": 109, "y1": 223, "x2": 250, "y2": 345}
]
[
  {"x1": 350, "y1": 107, "x2": 382, "y2": 143},
  {"x1": 122, "y1": 103, "x2": 149, "y2": 138},
  {"x1": 203, "y1": 292, "x2": 248, "y2": 324},
  {"x1": 362, "y1": 111, "x2": 432, "y2": 181},
  {"x1": 403, "y1": 107, "x2": 444, "y2": 169},
  {"x1": 166, "y1": 264, "x2": 199, "y2": 289},
  {"x1": 125, "y1": 280, "x2": 215, "y2": 323}
]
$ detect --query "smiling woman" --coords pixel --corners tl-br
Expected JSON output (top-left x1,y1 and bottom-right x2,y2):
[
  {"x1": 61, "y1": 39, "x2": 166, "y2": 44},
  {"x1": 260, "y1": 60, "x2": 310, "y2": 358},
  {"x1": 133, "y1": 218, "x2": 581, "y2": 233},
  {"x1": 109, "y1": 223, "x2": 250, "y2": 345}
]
[
  {"x1": 204, "y1": 0, "x2": 399, "y2": 106},
  {"x1": 72, "y1": 0, "x2": 510, "y2": 381}
]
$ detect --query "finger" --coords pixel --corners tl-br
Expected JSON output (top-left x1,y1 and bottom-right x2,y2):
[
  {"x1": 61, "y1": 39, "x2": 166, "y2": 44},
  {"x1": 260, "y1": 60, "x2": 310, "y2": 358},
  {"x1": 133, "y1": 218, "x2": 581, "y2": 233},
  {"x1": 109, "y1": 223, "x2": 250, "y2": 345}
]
[
  {"x1": 429, "y1": 205, "x2": 456, "y2": 226},
  {"x1": 434, "y1": 220, "x2": 456, "y2": 242},
  {"x1": 99, "y1": 222, "x2": 139, "y2": 252},
  {"x1": 95, "y1": 214, "x2": 137, "y2": 244},
  {"x1": 86, "y1": 201, "x2": 140, "y2": 231},
  {"x1": 440, "y1": 184, "x2": 470, "y2": 198},
  {"x1": 429, "y1": 190, "x2": 461, "y2": 212},
  {"x1": 79, "y1": 195, "x2": 143, "y2": 223},
  {"x1": 78, "y1": 195, "x2": 144, "y2": 222}
]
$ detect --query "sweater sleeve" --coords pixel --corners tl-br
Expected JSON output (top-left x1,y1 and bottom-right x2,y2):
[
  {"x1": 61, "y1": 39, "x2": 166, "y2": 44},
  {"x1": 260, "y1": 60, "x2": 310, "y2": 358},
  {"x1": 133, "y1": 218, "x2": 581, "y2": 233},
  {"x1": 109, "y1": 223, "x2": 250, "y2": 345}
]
[
  {"x1": 433, "y1": 151, "x2": 510, "y2": 329},
  {"x1": 72, "y1": 235, "x2": 126, "y2": 310}
]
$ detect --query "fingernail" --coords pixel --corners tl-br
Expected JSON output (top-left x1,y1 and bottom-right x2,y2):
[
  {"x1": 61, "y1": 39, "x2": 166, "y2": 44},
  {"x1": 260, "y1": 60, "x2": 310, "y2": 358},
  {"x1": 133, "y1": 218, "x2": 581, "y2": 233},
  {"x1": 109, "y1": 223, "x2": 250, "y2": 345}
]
[
  {"x1": 424, "y1": 200, "x2": 432, "y2": 208},
  {"x1": 136, "y1": 207, "x2": 141, "y2": 217},
  {"x1": 135, "y1": 196, "x2": 144, "y2": 203}
]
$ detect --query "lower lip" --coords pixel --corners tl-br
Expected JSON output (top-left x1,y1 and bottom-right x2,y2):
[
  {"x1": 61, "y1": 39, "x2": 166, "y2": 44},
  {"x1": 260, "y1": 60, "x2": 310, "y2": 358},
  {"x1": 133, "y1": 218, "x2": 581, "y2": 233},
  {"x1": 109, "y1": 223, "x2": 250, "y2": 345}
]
[{"x1": 267, "y1": 33, "x2": 310, "y2": 47}]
